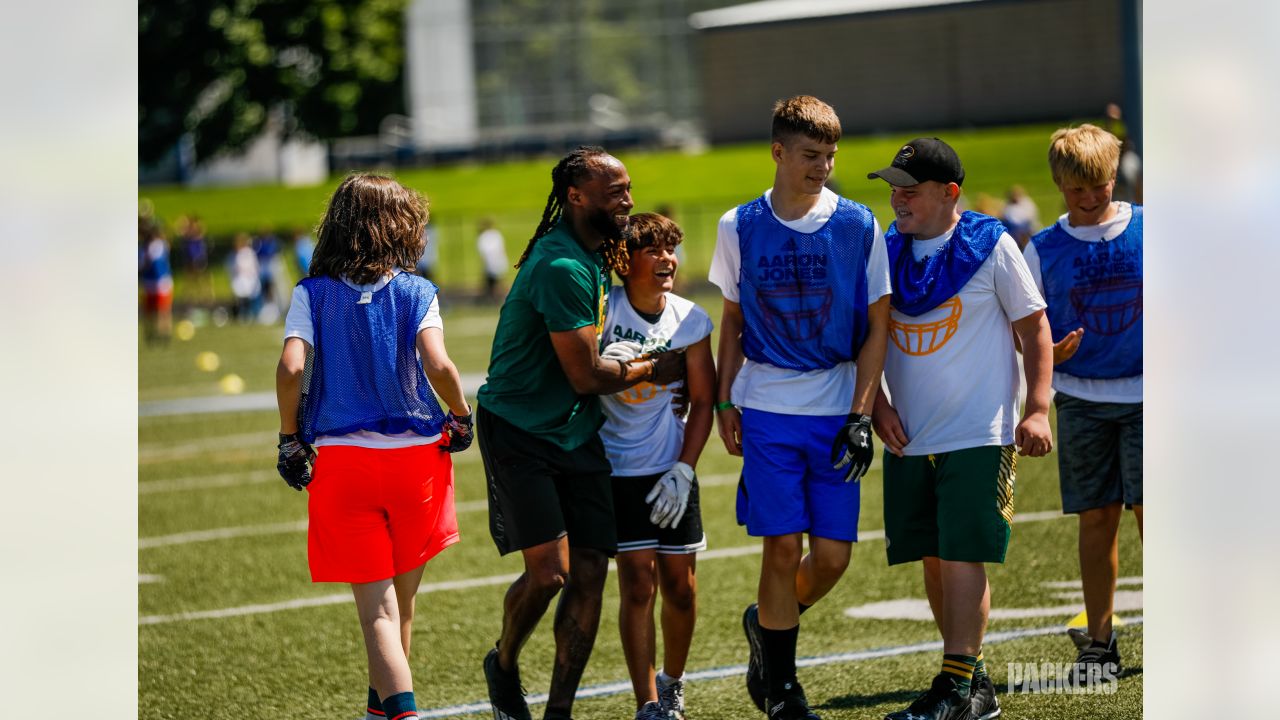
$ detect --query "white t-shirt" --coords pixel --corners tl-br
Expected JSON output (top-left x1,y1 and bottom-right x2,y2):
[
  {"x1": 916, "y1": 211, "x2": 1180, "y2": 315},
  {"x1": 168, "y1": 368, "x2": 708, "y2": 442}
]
[
  {"x1": 883, "y1": 231, "x2": 1046, "y2": 455},
  {"x1": 599, "y1": 287, "x2": 714, "y2": 476},
  {"x1": 283, "y1": 271, "x2": 445, "y2": 449},
  {"x1": 1022, "y1": 202, "x2": 1142, "y2": 404},
  {"x1": 707, "y1": 187, "x2": 893, "y2": 415},
  {"x1": 476, "y1": 228, "x2": 508, "y2": 277}
]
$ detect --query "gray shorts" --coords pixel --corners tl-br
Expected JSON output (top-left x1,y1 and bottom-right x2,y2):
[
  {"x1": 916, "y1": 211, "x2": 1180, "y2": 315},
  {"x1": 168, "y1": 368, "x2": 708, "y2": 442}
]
[{"x1": 1054, "y1": 392, "x2": 1143, "y2": 513}]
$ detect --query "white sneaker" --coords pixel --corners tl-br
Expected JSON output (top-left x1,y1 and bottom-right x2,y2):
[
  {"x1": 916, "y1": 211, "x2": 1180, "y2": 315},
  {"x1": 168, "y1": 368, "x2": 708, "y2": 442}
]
[{"x1": 657, "y1": 672, "x2": 686, "y2": 720}]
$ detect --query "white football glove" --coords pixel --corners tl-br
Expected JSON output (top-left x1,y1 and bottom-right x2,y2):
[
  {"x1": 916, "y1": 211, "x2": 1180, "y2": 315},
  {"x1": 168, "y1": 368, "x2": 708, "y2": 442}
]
[
  {"x1": 645, "y1": 461, "x2": 695, "y2": 529},
  {"x1": 601, "y1": 340, "x2": 643, "y2": 362}
]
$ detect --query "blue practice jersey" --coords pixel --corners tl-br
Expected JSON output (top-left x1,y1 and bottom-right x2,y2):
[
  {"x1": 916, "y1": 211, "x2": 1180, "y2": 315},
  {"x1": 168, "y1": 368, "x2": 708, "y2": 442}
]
[
  {"x1": 299, "y1": 273, "x2": 447, "y2": 443},
  {"x1": 737, "y1": 194, "x2": 875, "y2": 371},
  {"x1": 1030, "y1": 207, "x2": 1143, "y2": 379}
]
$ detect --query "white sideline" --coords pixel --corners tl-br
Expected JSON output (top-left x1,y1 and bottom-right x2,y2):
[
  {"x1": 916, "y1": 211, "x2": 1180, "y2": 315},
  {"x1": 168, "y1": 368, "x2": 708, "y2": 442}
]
[
  {"x1": 138, "y1": 510, "x2": 1065, "y2": 625},
  {"x1": 413, "y1": 615, "x2": 1145, "y2": 718}
]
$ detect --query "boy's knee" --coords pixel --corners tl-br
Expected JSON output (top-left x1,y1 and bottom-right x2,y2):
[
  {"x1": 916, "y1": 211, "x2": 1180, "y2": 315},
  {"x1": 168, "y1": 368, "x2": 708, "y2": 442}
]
[
  {"x1": 659, "y1": 576, "x2": 695, "y2": 612},
  {"x1": 811, "y1": 549, "x2": 851, "y2": 580},
  {"x1": 621, "y1": 574, "x2": 657, "y2": 608}
]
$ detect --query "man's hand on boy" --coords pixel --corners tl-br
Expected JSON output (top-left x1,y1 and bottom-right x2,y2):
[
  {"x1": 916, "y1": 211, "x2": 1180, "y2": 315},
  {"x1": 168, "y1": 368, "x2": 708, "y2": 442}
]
[
  {"x1": 646, "y1": 461, "x2": 694, "y2": 528},
  {"x1": 443, "y1": 410, "x2": 474, "y2": 453},
  {"x1": 277, "y1": 432, "x2": 316, "y2": 490},
  {"x1": 601, "y1": 340, "x2": 643, "y2": 362},
  {"x1": 1053, "y1": 328, "x2": 1084, "y2": 365},
  {"x1": 831, "y1": 413, "x2": 874, "y2": 482},
  {"x1": 647, "y1": 349, "x2": 686, "y2": 386}
]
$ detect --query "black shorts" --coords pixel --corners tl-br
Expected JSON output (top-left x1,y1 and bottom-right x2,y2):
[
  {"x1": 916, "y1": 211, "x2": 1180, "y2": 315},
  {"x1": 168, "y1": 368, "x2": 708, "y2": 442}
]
[
  {"x1": 611, "y1": 472, "x2": 707, "y2": 555},
  {"x1": 477, "y1": 405, "x2": 617, "y2": 556}
]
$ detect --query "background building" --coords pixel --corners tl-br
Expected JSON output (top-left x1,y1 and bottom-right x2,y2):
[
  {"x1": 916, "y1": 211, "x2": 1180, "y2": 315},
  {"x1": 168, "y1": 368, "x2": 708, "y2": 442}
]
[{"x1": 692, "y1": 0, "x2": 1141, "y2": 146}]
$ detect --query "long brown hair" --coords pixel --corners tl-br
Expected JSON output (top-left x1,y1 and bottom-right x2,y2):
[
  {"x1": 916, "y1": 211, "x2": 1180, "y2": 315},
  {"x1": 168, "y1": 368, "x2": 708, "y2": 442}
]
[{"x1": 310, "y1": 173, "x2": 428, "y2": 284}]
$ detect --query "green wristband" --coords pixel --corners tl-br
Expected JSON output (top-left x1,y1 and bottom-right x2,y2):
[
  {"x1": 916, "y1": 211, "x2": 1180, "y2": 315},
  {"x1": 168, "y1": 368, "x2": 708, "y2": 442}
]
[{"x1": 715, "y1": 401, "x2": 736, "y2": 412}]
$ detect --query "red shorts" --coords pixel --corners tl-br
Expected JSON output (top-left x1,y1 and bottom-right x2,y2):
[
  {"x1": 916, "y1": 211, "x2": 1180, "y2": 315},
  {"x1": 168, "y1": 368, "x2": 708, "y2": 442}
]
[
  {"x1": 144, "y1": 289, "x2": 172, "y2": 312},
  {"x1": 306, "y1": 443, "x2": 459, "y2": 583}
]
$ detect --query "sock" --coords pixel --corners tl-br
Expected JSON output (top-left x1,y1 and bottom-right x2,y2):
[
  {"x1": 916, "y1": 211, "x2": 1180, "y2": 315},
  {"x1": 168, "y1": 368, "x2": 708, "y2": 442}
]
[
  {"x1": 1090, "y1": 638, "x2": 1111, "y2": 650},
  {"x1": 761, "y1": 624, "x2": 799, "y2": 699},
  {"x1": 973, "y1": 650, "x2": 988, "y2": 681},
  {"x1": 366, "y1": 687, "x2": 386, "y2": 718},
  {"x1": 657, "y1": 669, "x2": 682, "y2": 683},
  {"x1": 797, "y1": 602, "x2": 812, "y2": 616},
  {"x1": 380, "y1": 691, "x2": 417, "y2": 720},
  {"x1": 941, "y1": 653, "x2": 977, "y2": 696}
]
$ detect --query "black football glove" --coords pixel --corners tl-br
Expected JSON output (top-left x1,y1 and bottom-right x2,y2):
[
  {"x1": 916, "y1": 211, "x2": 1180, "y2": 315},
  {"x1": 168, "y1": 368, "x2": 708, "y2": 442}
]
[
  {"x1": 277, "y1": 432, "x2": 316, "y2": 490},
  {"x1": 830, "y1": 413, "x2": 874, "y2": 483},
  {"x1": 443, "y1": 410, "x2": 474, "y2": 453}
]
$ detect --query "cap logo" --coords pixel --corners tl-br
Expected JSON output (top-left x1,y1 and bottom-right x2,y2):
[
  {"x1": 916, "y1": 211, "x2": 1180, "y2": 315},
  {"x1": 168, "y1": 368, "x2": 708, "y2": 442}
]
[{"x1": 898, "y1": 145, "x2": 915, "y2": 159}]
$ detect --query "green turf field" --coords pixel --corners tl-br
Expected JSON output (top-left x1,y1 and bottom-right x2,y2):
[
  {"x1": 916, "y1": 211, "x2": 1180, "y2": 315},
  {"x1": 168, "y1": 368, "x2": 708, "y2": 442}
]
[
  {"x1": 138, "y1": 286, "x2": 1142, "y2": 719},
  {"x1": 141, "y1": 120, "x2": 1090, "y2": 304}
]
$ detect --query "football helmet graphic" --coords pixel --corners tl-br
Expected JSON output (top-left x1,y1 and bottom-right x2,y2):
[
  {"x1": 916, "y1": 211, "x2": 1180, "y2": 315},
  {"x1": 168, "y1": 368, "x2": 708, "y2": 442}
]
[{"x1": 889, "y1": 297, "x2": 962, "y2": 356}]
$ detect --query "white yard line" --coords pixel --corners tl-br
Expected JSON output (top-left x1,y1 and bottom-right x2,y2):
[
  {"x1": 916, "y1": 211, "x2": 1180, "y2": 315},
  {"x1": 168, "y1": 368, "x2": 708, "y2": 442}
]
[
  {"x1": 139, "y1": 509, "x2": 1068, "y2": 624},
  {"x1": 414, "y1": 615, "x2": 1146, "y2": 718}
]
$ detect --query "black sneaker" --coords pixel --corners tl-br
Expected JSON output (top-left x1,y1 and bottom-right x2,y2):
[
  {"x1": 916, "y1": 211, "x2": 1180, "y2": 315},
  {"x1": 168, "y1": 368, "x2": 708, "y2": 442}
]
[
  {"x1": 884, "y1": 674, "x2": 975, "y2": 720},
  {"x1": 484, "y1": 646, "x2": 531, "y2": 720},
  {"x1": 1071, "y1": 632, "x2": 1121, "y2": 687},
  {"x1": 969, "y1": 674, "x2": 1000, "y2": 720},
  {"x1": 743, "y1": 604, "x2": 768, "y2": 713},
  {"x1": 766, "y1": 680, "x2": 820, "y2": 720}
]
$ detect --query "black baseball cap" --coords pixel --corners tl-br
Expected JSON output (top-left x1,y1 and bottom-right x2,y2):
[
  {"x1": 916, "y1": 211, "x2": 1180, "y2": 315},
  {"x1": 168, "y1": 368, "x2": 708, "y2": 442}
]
[{"x1": 867, "y1": 137, "x2": 965, "y2": 187}]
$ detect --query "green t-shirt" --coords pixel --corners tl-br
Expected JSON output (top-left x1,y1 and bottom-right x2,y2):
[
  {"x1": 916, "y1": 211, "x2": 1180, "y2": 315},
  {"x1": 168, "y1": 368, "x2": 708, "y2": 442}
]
[{"x1": 477, "y1": 221, "x2": 610, "y2": 450}]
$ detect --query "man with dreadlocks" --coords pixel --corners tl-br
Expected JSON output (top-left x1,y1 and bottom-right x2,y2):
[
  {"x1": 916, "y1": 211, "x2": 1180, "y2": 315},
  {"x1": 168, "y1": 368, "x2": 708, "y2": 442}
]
[{"x1": 476, "y1": 146, "x2": 687, "y2": 720}]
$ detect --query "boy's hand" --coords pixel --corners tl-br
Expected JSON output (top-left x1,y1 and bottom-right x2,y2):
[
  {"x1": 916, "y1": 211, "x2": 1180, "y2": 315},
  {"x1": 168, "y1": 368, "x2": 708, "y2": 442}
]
[
  {"x1": 443, "y1": 410, "x2": 474, "y2": 453},
  {"x1": 872, "y1": 398, "x2": 909, "y2": 457},
  {"x1": 601, "y1": 340, "x2": 643, "y2": 362},
  {"x1": 277, "y1": 432, "x2": 316, "y2": 490},
  {"x1": 716, "y1": 404, "x2": 743, "y2": 456},
  {"x1": 830, "y1": 413, "x2": 874, "y2": 482},
  {"x1": 1053, "y1": 328, "x2": 1084, "y2": 365},
  {"x1": 1015, "y1": 411, "x2": 1053, "y2": 456},
  {"x1": 646, "y1": 461, "x2": 694, "y2": 528}
]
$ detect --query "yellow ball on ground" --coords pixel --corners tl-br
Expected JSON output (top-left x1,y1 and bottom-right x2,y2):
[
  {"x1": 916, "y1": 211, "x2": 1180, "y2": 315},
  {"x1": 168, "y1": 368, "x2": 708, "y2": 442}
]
[
  {"x1": 219, "y1": 373, "x2": 245, "y2": 395},
  {"x1": 195, "y1": 351, "x2": 220, "y2": 372},
  {"x1": 175, "y1": 320, "x2": 196, "y2": 341}
]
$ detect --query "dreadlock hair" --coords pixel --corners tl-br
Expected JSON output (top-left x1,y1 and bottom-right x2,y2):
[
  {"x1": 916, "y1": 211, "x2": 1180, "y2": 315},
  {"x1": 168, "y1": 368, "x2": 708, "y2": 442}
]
[
  {"x1": 613, "y1": 212, "x2": 684, "y2": 277},
  {"x1": 516, "y1": 145, "x2": 616, "y2": 269},
  {"x1": 310, "y1": 173, "x2": 429, "y2": 285}
]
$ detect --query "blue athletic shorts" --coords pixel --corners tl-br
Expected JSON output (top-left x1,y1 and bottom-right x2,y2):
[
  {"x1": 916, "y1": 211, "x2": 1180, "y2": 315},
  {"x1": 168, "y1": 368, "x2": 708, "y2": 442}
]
[{"x1": 735, "y1": 407, "x2": 860, "y2": 541}]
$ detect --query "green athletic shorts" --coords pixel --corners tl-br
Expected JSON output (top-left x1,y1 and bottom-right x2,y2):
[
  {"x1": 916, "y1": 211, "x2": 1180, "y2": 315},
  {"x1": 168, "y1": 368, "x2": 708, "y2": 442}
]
[{"x1": 882, "y1": 445, "x2": 1016, "y2": 565}]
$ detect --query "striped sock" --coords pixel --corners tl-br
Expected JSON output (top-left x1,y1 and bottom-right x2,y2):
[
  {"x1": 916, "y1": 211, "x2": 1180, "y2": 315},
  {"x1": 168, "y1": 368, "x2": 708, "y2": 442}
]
[
  {"x1": 941, "y1": 653, "x2": 977, "y2": 695},
  {"x1": 973, "y1": 650, "x2": 988, "y2": 681},
  {"x1": 365, "y1": 687, "x2": 386, "y2": 719},
  {"x1": 380, "y1": 691, "x2": 417, "y2": 720}
]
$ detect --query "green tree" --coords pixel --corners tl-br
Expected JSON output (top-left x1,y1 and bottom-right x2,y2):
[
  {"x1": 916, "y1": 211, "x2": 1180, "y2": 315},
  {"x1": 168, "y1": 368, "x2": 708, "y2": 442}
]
[{"x1": 139, "y1": 0, "x2": 408, "y2": 165}]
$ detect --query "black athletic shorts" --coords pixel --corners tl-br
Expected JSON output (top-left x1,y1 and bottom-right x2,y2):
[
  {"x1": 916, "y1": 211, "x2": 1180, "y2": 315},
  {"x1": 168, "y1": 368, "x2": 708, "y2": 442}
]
[
  {"x1": 477, "y1": 405, "x2": 616, "y2": 556},
  {"x1": 611, "y1": 472, "x2": 707, "y2": 555}
]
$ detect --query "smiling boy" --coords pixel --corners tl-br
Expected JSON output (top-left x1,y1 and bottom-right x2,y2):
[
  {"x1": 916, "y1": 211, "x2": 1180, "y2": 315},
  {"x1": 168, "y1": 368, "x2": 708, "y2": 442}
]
[
  {"x1": 709, "y1": 96, "x2": 891, "y2": 719},
  {"x1": 598, "y1": 212, "x2": 716, "y2": 720},
  {"x1": 867, "y1": 138, "x2": 1054, "y2": 720},
  {"x1": 1024, "y1": 124, "x2": 1143, "y2": 682}
]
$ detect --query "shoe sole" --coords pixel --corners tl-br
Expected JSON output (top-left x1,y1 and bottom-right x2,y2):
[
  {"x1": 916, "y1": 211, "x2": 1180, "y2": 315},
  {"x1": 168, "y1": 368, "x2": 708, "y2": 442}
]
[
  {"x1": 742, "y1": 604, "x2": 767, "y2": 713},
  {"x1": 484, "y1": 649, "x2": 531, "y2": 720}
]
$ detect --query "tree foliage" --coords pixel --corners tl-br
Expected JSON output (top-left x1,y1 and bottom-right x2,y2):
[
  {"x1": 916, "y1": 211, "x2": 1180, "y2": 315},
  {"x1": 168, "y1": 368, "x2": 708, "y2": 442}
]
[{"x1": 139, "y1": 0, "x2": 409, "y2": 164}]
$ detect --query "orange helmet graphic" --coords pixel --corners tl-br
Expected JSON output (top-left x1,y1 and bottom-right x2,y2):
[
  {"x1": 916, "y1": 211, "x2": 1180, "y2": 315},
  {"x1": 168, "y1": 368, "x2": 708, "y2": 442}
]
[
  {"x1": 889, "y1": 297, "x2": 962, "y2": 356},
  {"x1": 1069, "y1": 278, "x2": 1142, "y2": 336}
]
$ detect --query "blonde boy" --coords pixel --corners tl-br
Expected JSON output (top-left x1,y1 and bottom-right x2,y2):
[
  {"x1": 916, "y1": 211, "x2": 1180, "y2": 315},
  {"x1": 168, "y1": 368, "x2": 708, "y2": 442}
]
[{"x1": 1024, "y1": 124, "x2": 1143, "y2": 681}]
